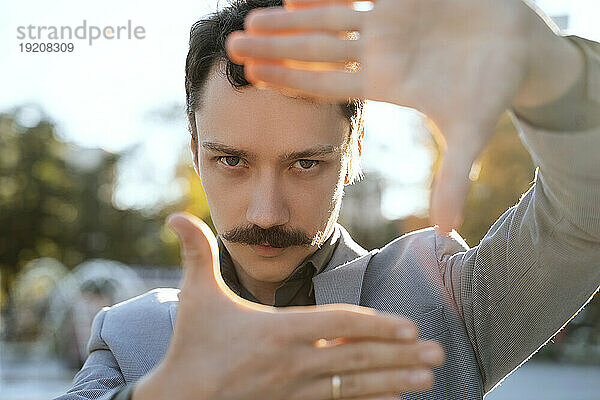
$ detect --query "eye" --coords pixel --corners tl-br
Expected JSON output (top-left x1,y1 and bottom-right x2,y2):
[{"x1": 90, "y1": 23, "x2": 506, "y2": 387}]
[
  {"x1": 293, "y1": 160, "x2": 319, "y2": 170},
  {"x1": 219, "y1": 156, "x2": 242, "y2": 167}
]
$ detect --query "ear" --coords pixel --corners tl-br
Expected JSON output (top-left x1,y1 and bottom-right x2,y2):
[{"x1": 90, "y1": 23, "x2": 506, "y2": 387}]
[
  {"x1": 358, "y1": 125, "x2": 365, "y2": 157},
  {"x1": 190, "y1": 137, "x2": 200, "y2": 174},
  {"x1": 345, "y1": 125, "x2": 365, "y2": 185},
  {"x1": 188, "y1": 114, "x2": 200, "y2": 175}
]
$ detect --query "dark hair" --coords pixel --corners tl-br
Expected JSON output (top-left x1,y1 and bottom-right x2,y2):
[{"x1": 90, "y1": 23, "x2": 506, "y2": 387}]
[{"x1": 185, "y1": 0, "x2": 364, "y2": 182}]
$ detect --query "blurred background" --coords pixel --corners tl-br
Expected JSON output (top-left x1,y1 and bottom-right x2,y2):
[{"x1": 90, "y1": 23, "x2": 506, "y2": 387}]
[{"x1": 1, "y1": 0, "x2": 599, "y2": 399}]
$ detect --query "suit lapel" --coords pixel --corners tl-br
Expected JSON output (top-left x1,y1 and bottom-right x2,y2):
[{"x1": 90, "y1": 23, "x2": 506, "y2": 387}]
[{"x1": 313, "y1": 225, "x2": 376, "y2": 306}]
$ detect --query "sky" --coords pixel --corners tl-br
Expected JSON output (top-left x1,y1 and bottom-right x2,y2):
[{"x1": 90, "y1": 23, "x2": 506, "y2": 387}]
[{"x1": 1, "y1": 0, "x2": 598, "y2": 219}]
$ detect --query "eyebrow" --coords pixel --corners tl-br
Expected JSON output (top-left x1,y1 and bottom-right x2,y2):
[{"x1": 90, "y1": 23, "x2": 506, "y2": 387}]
[
  {"x1": 201, "y1": 141, "x2": 249, "y2": 159},
  {"x1": 201, "y1": 141, "x2": 340, "y2": 162}
]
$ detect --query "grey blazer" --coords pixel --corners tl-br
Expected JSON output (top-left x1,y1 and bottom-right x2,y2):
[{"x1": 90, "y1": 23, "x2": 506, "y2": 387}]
[{"x1": 57, "y1": 36, "x2": 600, "y2": 400}]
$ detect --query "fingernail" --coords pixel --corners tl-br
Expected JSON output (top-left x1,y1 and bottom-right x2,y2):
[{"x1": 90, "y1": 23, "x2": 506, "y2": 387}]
[
  {"x1": 396, "y1": 327, "x2": 416, "y2": 340},
  {"x1": 408, "y1": 370, "x2": 431, "y2": 386},
  {"x1": 166, "y1": 213, "x2": 181, "y2": 229},
  {"x1": 419, "y1": 348, "x2": 443, "y2": 364}
]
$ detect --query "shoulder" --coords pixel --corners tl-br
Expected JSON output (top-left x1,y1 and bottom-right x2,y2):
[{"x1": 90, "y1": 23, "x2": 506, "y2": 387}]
[
  {"x1": 106, "y1": 287, "x2": 179, "y2": 321},
  {"x1": 86, "y1": 288, "x2": 180, "y2": 382},
  {"x1": 360, "y1": 227, "x2": 470, "y2": 320},
  {"x1": 89, "y1": 288, "x2": 179, "y2": 353},
  {"x1": 374, "y1": 226, "x2": 469, "y2": 266},
  {"x1": 363, "y1": 226, "x2": 469, "y2": 295}
]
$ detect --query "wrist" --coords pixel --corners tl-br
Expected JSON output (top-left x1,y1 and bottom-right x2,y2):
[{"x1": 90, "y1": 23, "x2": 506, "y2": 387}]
[{"x1": 511, "y1": 11, "x2": 585, "y2": 109}]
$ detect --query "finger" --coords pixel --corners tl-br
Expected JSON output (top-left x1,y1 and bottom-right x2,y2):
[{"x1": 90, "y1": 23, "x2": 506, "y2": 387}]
[
  {"x1": 166, "y1": 212, "x2": 223, "y2": 299},
  {"x1": 245, "y1": 62, "x2": 364, "y2": 101},
  {"x1": 429, "y1": 146, "x2": 476, "y2": 232},
  {"x1": 227, "y1": 32, "x2": 295, "y2": 66},
  {"x1": 227, "y1": 32, "x2": 360, "y2": 64},
  {"x1": 245, "y1": 6, "x2": 363, "y2": 33},
  {"x1": 308, "y1": 368, "x2": 433, "y2": 399},
  {"x1": 311, "y1": 340, "x2": 445, "y2": 373},
  {"x1": 284, "y1": 0, "x2": 355, "y2": 10},
  {"x1": 286, "y1": 307, "x2": 418, "y2": 342}
]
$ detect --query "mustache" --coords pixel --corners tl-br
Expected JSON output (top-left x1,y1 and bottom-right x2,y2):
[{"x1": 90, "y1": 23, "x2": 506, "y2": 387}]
[{"x1": 222, "y1": 225, "x2": 313, "y2": 248}]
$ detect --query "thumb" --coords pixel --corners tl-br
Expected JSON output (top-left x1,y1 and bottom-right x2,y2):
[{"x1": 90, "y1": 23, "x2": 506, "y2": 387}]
[
  {"x1": 167, "y1": 212, "x2": 225, "y2": 299},
  {"x1": 429, "y1": 147, "x2": 474, "y2": 232}
]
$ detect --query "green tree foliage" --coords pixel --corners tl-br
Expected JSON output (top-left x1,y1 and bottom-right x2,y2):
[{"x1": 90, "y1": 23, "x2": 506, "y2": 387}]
[{"x1": 0, "y1": 108, "x2": 182, "y2": 305}]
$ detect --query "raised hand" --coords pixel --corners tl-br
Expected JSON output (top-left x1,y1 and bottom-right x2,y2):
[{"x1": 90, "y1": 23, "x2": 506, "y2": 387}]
[
  {"x1": 225, "y1": 0, "x2": 576, "y2": 231},
  {"x1": 132, "y1": 212, "x2": 445, "y2": 400}
]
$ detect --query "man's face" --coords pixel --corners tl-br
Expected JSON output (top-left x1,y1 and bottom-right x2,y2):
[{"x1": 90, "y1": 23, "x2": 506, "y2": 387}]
[{"x1": 192, "y1": 70, "x2": 350, "y2": 284}]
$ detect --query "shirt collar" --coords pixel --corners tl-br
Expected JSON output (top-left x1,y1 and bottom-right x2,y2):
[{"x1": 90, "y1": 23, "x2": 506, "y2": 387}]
[{"x1": 302, "y1": 224, "x2": 340, "y2": 276}]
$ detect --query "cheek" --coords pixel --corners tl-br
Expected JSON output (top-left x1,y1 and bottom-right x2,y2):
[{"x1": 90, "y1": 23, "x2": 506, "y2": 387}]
[
  {"x1": 287, "y1": 168, "x2": 343, "y2": 223},
  {"x1": 199, "y1": 166, "x2": 248, "y2": 229}
]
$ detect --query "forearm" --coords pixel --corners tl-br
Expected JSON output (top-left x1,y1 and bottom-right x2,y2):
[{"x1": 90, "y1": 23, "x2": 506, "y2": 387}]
[
  {"x1": 446, "y1": 112, "x2": 600, "y2": 392},
  {"x1": 511, "y1": 30, "x2": 600, "y2": 237}
]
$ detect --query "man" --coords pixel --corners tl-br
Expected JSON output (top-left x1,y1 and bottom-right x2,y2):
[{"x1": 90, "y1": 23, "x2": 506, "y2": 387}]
[{"x1": 57, "y1": 0, "x2": 600, "y2": 399}]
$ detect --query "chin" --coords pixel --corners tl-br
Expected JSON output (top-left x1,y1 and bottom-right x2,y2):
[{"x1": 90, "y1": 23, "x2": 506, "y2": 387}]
[
  {"x1": 251, "y1": 270, "x2": 294, "y2": 283},
  {"x1": 245, "y1": 259, "x2": 297, "y2": 282},
  {"x1": 236, "y1": 245, "x2": 308, "y2": 281}
]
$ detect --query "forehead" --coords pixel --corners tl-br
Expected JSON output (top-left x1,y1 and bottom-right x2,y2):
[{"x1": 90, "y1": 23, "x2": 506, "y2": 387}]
[{"x1": 194, "y1": 70, "x2": 349, "y2": 155}]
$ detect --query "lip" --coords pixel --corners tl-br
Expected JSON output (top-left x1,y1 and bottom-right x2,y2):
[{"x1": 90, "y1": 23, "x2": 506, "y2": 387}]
[{"x1": 251, "y1": 244, "x2": 286, "y2": 257}]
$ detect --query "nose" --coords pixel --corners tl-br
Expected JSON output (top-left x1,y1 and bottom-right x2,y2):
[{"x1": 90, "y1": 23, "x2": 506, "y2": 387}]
[{"x1": 246, "y1": 172, "x2": 290, "y2": 229}]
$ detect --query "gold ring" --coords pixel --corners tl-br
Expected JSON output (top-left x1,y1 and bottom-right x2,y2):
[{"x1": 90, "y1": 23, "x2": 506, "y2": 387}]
[{"x1": 331, "y1": 374, "x2": 341, "y2": 400}]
